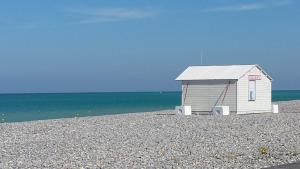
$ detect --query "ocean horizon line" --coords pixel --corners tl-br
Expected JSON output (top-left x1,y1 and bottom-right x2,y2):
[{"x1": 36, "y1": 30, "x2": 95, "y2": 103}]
[
  {"x1": 0, "y1": 90, "x2": 181, "y2": 95},
  {"x1": 0, "y1": 89, "x2": 299, "y2": 95}
]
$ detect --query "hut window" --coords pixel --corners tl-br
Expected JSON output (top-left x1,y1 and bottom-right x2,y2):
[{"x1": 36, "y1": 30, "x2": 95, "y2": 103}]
[{"x1": 248, "y1": 80, "x2": 256, "y2": 101}]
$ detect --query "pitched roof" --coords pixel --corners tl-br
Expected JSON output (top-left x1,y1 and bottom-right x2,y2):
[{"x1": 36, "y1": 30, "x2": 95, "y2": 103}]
[{"x1": 175, "y1": 64, "x2": 272, "y2": 81}]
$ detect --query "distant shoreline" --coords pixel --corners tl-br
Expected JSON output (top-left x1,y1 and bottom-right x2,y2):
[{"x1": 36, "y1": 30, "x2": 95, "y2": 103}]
[
  {"x1": 1, "y1": 91, "x2": 300, "y2": 123},
  {"x1": 0, "y1": 100, "x2": 299, "y2": 124}
]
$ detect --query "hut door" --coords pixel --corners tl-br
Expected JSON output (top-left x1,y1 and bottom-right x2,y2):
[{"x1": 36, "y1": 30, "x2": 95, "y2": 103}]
[{"x1": 248, "y1": 80, "x2": 256, "y2": 101}]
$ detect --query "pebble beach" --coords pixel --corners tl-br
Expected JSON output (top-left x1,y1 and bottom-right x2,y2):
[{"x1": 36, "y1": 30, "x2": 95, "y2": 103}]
[{"x1": 1, "y1": 101, "x2": 300, "y2": 168}]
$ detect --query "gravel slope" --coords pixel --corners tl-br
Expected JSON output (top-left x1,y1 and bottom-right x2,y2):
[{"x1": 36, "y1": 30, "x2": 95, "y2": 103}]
[{"x1": 1, "y1": 101, "x2": 300, "y2": 168}]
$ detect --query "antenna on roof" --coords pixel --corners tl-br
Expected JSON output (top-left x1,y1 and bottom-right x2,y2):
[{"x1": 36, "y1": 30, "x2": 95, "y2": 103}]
[{"x1": 201, "y1": 49, "x2": 204, "y2": 65}]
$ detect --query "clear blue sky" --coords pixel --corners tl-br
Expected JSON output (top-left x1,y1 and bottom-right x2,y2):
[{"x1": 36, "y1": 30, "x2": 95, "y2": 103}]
[{"x1": 0, "y1": 0, "x2": 299, "y2": 93}]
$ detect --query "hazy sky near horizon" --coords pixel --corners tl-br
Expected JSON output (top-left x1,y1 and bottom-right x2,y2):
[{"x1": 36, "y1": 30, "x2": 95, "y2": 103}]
[{"x1": 0, "y1": 0, "x2": 299, "y2": 93}]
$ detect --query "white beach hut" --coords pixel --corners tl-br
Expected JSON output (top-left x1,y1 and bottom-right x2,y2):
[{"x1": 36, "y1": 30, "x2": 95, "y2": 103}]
[{"x1": 176, "y1": 64, "x2": 273, "y2": 114}]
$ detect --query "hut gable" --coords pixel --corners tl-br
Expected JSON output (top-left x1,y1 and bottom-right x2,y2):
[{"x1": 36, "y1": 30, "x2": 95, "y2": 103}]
[{"x1": 237, "y1": 66, "x2": 272, "y2": 113}]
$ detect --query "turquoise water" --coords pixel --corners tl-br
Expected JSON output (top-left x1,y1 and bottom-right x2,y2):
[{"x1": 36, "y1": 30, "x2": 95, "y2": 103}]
[
  {"x1": 0, "y1": 90, "x2": 299, "y2": 123},
  {"x1": 272, "y1": 90, "x2": 300, "y2": 101}
]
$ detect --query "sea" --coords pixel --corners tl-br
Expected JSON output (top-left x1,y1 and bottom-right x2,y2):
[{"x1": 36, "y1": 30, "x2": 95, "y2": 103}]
[{"x1": 0, "y1": 90, "x2": 300, "y2": 123}]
